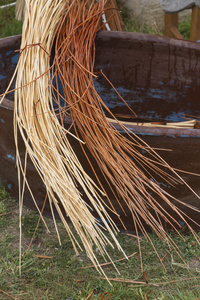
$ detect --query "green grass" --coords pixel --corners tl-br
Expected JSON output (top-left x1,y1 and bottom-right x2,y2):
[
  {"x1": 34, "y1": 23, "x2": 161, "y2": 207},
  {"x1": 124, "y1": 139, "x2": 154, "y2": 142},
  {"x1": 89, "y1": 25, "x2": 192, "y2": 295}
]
[
  {"x1": 0, "y1": 1, "x2": 22, "y2": 38},
  {"x1": 179, "y1": 17, "x2": 191, "y2": 40},
  {"x1": 0, "y1": 185, "x2": 200, "y2": 299}
]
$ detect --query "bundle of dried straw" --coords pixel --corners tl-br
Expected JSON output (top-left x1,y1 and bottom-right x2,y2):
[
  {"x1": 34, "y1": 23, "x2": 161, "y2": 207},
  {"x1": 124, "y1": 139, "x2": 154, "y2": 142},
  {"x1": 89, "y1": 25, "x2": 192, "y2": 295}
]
[{"x1": 2, "y1": 0, "x2": 200, "y2": 275}]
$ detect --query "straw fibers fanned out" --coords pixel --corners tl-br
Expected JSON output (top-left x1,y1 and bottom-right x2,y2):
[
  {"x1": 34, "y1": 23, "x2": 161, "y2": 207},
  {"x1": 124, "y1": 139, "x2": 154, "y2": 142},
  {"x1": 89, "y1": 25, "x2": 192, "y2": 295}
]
[
  {"x1": 3, "y1": 0, "x2": 200, "y2": 275},
  {"x1": 53, "y1": 0, "x2": 200, "y2": 258},
  {"x1": 12, "y1": 0, "x2": 126, "y2": 276}
]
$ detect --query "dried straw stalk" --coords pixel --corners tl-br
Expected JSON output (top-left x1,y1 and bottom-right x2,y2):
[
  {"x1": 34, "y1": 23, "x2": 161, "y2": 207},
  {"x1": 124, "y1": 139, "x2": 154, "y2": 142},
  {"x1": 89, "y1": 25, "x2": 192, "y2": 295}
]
[{"x1": 15, "y1": 0, "x2": 26, "y2": 21}]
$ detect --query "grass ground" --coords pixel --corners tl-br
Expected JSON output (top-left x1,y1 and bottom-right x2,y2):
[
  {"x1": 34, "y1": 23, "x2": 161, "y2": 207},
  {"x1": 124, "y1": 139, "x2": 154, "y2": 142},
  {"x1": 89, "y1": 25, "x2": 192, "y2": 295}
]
[
  {"x1": 0, "y1": 1, "x2": 199, "y2": 300},
  {"x1": 1, "y1": 186, "x2": 200, "y2": 299},
  {"x1": 0, "y1": 1, "x2": 22, "y2": 38}
]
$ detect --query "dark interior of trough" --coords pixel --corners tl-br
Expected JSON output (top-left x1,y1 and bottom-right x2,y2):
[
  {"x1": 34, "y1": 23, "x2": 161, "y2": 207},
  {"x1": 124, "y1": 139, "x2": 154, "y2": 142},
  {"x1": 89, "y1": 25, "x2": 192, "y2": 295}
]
[
  {"x1": 1, "y1": 32, "x2": 200, "y2": 232},
  {"x1": 94, "y1": 32, "x2": 200, "y2": 123},
  {"x1": 2, "y1": 32, "x2": 200, "y2": 123}
]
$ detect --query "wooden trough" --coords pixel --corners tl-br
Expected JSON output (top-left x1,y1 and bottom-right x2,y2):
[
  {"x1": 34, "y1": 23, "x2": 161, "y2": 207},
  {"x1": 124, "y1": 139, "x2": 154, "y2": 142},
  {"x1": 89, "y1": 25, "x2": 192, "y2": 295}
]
[{"x1": 1, "y1": 31, "x2": 200, "y2": 230}]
